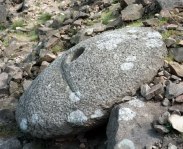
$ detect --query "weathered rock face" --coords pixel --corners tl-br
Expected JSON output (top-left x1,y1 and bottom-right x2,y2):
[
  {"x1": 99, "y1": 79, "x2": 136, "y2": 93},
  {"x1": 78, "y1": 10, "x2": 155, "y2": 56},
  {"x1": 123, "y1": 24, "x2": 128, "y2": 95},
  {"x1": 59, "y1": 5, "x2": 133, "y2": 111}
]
[
  {"x1": 106, "y1": 97, "x2": 166, "y2": 149},
  {"x1": 157, "y1": 0, "x2": 183, "y2": 9},
  {"x1": 0, "y1": 4, "x2": 7, "y2": 23},
  {"x1": 16, "y1": 27, "x2": 167, "y2": 138}
]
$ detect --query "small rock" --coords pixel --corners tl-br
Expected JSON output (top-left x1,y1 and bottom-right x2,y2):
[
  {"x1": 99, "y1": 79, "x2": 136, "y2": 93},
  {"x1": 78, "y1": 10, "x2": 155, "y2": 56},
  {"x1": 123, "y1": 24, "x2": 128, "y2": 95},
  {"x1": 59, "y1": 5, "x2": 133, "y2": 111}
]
[
  {"x1": 175, "y1": 95, "x2": 183, "y2": 103},
  {"x1": 168, "y1": 114, "x2": 183, "y2": 133},
  {"x1": 153, "y1": 124, "x2": 170, "y2": 134},
  {"x1": 168, "y1": 143, "x2": 177, "y2": 149},
  {"x1": 0, "y1": 4, "x2": 7, "y2": 23},
  {"x1": 124, "y1": 0, "x2": 136, "y2": 5},
  {"x1": 164, "y1": 37, "x2": 176, "y2": 48},
  {"x1": 178, "y1": 40, "x2": 183, "y2": 47},
  {"x1": 141, "y1": 83, "x2": 164, "y2": 100},
  {"x1": 93, "y1": 23, "x2": 106, "y2": 33},
  {"x1": 169, "y1": 62, "x2": 183, "y2": 77},
  {"x1": 9, "y1": 81, "x2": 20, "y2": 97},
  {"x1": 162, "y1": 98, "x2": 170, "y2": 107},
  {"x1": 40, "y1": 61, "x2": 50, "y2": 72},
  {"x1": 160, "y1": 9, "x2": 171, "y2": 18},
  {"x1": 166, "y1": 81, "x2": 183, "y2": 99},
  {"x1": 158, "y1": 111, "x2": 170, "y2": 125},
  {"x1": 0, "y1": 72, "x2": 9, "y2": 96},
  {"x1": 143, "y1": 18, "x2": 159, "y2": 27},
  {"x1": 73, "y1": 19, "x2": 82, "y2": 26},
  {"x1": 39, "y1": 49, "x2": 56, "y2": 63},
  {"x1": 169, "y1": 48, "x2": 183, "y2": 63},
  {"x1": 84, "y1": 28, "x2": 94, "y2": 36},
  {"x1": 22, "y1": 80, "x2": 32, "y2": 91},
  {"x1": 5, "y1": 65, "x2": 23, "y2": 82},
  {"x1": 121, "y1": 4, "x2": 144, "y2": 21},
  {"x1": 170, "y1": 75, "x2": 181, "y2": 81},
  {"x1": 166, "y1": 24, "x2": 178, "y2": 30}
]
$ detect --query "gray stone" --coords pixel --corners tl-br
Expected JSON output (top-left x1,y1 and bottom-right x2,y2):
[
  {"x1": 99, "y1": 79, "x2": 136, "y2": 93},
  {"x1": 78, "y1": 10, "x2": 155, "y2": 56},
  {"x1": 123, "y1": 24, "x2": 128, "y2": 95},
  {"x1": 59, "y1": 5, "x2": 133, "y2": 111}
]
[
  {"x1": 22, "y1": 80, "x2": 32, "y2": 91},
  {"x1": 170, "y1": 48, "x2": 183, "y2": 63},
  {"x1": 158, "y1": 111, "x2": 170, "y2": 125},
  {"x1": 107, "y1": 97, "x2": 165, "y2": 149},
  {"x1": 153, "y1": 124, "x2": 170, "y2": 134},
  {"x1": 16, "y1": 27, "x2": 167, "y2": 138},
  {"x1": 166, "y1": 81, "x2": 183, "y2": 99},
  {"x1": 0, "y1": 138, "x2": 21, "y2": 149},
  {"x1": 0, "y1": 4, "x2": 7, "y2": 23},
  {"x1": 121, "y1": 4, "x2": 144, "y2": 21},
  {"x1": 124, "y1": 0, "x2": 136, "y2": 5},
  {"x1": 0, "y1": 72, "x2": 9, "y2": 96},
  {"x1": 168, "y1": 143, "x2": 177, "y2": 149},
  {"x1": 157, "y1": 0, "x2": 183, "y2": 9},
  {"x1": 162, "y1": 98, "x2": 170, "y2": 106},
  {"x1": 141, "y1": 83, "x2": 164, "y2": 100}
]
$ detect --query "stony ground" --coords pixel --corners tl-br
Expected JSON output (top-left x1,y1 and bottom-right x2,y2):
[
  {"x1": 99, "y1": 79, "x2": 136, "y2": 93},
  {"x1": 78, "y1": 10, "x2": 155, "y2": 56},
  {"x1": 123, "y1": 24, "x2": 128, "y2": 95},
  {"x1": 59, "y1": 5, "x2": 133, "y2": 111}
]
[{"x1": 0, "y1": 0, "x2": 183, "y2": 148}]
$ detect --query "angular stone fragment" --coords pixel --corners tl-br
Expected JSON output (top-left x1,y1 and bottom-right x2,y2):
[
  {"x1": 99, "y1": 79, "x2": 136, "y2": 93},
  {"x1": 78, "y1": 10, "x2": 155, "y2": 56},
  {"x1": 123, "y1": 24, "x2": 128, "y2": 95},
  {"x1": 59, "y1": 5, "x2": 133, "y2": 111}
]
[
  {"x1": 169, "y1": 62, "x2": 183, "y2": 77},
  {"x1": 107, "y1": 98, "x2": 166, "y2": 149},
  {"x1": 121, "y1": 4, "x2": 144, "y2": 21},
  {"x1": 166, "y1": 81, "x2": 183, "y2": 99},
  {"x1": 0, "y1": 72, "x2": 9, "y2": 96},
  {"x1": 170, "y1": 48, "x2": 183, "y2": 63},
  {"x1": 16, "y1": 27, "x2": 167, "y2": 138}
]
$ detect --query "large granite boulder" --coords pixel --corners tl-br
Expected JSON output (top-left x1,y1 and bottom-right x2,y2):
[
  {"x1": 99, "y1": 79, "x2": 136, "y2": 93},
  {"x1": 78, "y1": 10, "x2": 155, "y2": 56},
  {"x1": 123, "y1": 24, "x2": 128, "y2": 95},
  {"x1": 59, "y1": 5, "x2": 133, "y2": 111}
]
[
  {"x1": 16, "y1": 27, "x2": 167, "y2": 138},
  {"x1": 106, "y1": 97, "x2": 166, "y2": 149}
]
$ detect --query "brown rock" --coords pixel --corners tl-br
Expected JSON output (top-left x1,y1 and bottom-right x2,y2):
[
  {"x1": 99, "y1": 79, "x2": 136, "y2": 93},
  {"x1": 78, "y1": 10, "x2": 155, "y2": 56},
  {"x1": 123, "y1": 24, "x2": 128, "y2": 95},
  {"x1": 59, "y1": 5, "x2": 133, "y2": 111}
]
[
  {"x1": 175, "y1": 95, "x2": 183, "y2": 103},
  {"x1": 169, "y1": 61, "x2": 183, "y2": 77}
]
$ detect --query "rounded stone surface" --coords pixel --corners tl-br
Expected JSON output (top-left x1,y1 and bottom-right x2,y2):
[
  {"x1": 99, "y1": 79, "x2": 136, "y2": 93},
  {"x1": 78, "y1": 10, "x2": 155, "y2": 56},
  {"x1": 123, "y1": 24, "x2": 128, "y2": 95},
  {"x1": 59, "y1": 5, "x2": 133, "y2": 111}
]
[{"x1": 16, "y1": 27, "x2": 167, "y2": 138}]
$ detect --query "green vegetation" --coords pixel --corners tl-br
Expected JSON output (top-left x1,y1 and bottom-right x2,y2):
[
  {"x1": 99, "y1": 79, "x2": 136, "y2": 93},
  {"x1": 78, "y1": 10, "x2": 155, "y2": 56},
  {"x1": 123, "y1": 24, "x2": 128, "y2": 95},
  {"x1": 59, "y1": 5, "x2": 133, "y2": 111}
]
[
  {"x1": 161, "y1": 30, "x2": 177, "y2": 40},
  {"x1": 112, "y1": 0, "x2": 119, "y2": 4},
  {"x1": 55, "y1": 14, "x2": 66, "y2": 24},
  {"x1": 38, "y1": 13, "x2": 52, "y2": 24},
  {"x1": 85, "y1": 19, "x2": 100, "y2": 26},
  {"x1": 158, "y1": 17, "x2": 169, "y2": 26},
  {"x1": 0, "y1": 23, "x2": 6, "y2": 30},
  {"x1": 28, "y1": 30, "x2": 39, "y2": 41},
  {"x1": 2, "y1": 38, "x2": 9, "y2": 47},
  {"x1": 165, "y1": 54, "x2": 174, "y2": 62},
  {"x1": 128, "y1": 20, "x2": 143, "y2": 27},
  {"x1": 52, "y1": 44, "x2": 62, "y2": 53},
  {"x1": 101, "y1": 10, "x2": 116, "y2": 25},
  {"x1": 11, "y1": 19, "x2": 24, "y2": 30}
]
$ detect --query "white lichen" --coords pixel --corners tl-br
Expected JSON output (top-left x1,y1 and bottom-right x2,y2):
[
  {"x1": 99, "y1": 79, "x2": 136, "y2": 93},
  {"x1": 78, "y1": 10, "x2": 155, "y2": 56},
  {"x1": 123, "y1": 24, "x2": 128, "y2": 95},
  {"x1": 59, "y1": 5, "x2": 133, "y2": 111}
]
[
  {"x1": 120, "y1": 62, "x2": 134, "y2": 71},
  {"x1": 91, "y1": 109, "x2": 104, "y2": 119},
  {"x1": 69, "y1": 91, "x2": 81, "y2": 102},
  {"x1": 20, "y1": 118, "x2": 28, "y2": 131},
  {"x1": 67, "y1": 110, "x2": 88, "y2": 126},
  {"x1": 114, "y1": 139, "x2": 135, "y2": 149},
  {"x1": 128, "y1": 97, "x2": 145, "y2": 108},
  {"x1": 126, "y1": 56, "x2": 136, "y2": 62},
  {"x1": 31, "y1": 114, "x2": 39, "y2": 124},
  {"x1": 118, "y1": 108, "x2": 136, "y2": 121}
]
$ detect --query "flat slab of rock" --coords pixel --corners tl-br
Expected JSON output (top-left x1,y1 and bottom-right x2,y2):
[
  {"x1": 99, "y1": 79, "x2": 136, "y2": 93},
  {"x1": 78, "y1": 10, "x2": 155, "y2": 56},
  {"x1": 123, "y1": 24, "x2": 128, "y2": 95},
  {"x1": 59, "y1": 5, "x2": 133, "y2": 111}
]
[
  {"x1": 16, "y1": 27, "x2": 167, "y2": 138},
  {"x1": 106, "y1": 97, "x2": 166, "y2": 149}
]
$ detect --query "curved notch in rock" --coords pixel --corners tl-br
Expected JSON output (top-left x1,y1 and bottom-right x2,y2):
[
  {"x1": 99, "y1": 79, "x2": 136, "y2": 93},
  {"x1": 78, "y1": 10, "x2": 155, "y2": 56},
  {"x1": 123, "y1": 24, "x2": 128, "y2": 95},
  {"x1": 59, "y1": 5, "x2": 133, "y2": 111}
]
[{"x1": 65, "y1": 47, "x2": 85, "y2": 64}]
